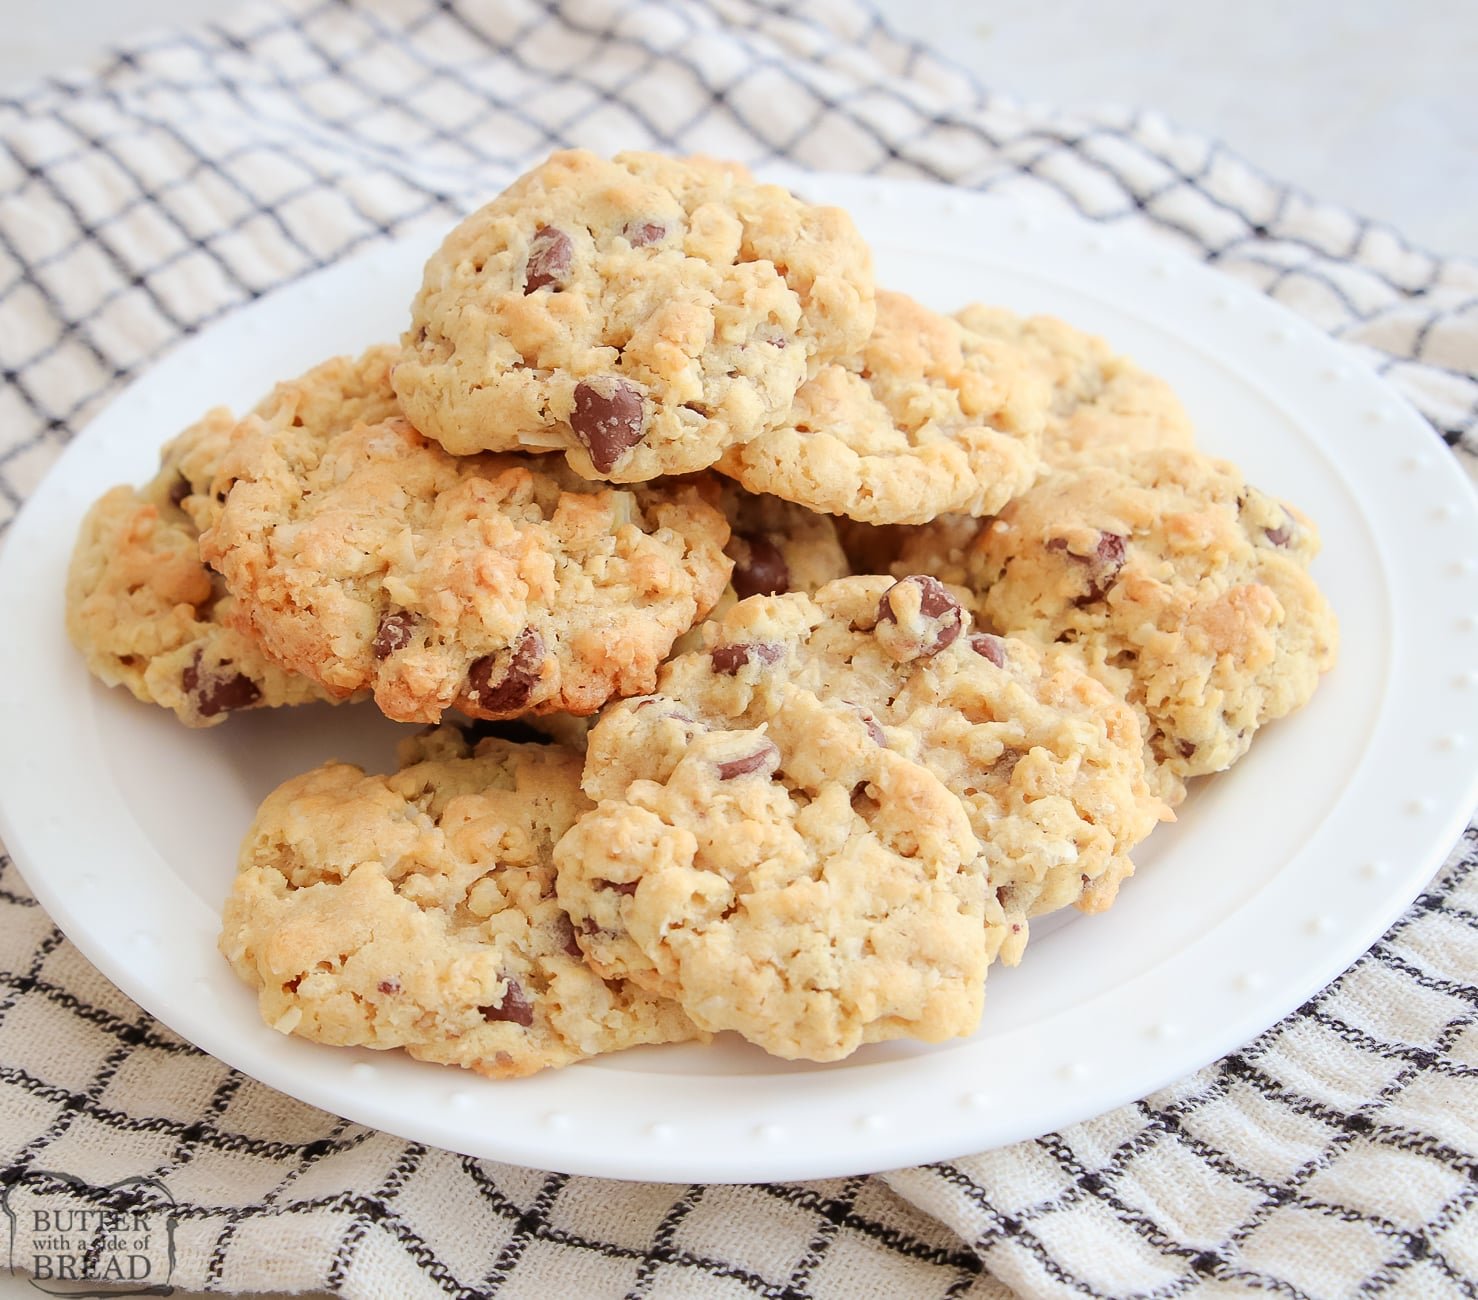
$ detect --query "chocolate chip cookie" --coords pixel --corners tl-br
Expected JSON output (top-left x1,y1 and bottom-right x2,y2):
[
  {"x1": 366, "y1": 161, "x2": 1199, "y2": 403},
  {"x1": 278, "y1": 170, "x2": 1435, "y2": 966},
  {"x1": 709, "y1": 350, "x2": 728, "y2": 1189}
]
[
  {"x1": 394, "y1": 150, "x2": 875, "y2": 481},
  {"x1": 65, "y1": 407, "x2": 333, "y2": 727},
  {"x1": 968, "y1": 448, "x2": 1338, "y2": 784},
  {"x1": 201, "y1": 347, "x2": 733, "y2": 724},
  {"x1": 554, "y1": 577, "x2": 1162, "y2": 1059},
  {"x1": 716, "y1": 290, "x2": 1048, "y2": 525},
  {"x1": 221, "y1": 726, "x2": 701, "y2": 1077},
  {"x1": 953, "y1": 304, "x2": 1196, "y2": 469},
  {"x1": 672, "y1": 483, "x2": 853, "y2": 656}
]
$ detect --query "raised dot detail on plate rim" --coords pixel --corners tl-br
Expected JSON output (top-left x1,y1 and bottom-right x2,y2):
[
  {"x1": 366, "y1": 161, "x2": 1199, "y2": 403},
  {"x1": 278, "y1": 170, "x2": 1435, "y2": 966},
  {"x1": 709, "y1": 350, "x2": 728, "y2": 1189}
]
[
  {"x1": 1145, "y1": 1022, "x2": 1179, "y2": 1041},
  {"x1": 544, "y1": 1111, "x2": 572, "y2": 1131},
  {"x1": 1360, "y1": 862, "x2": 1389, "y2": 881},
  {"x1": 1402, "y1": 454, "x2": 1429, "y2": 470},
  {"x1": 1432, "y1": 504, "x2": 1459, "y2": 522},
  {"x1": 961, "y1": 1091, "x2": 991, "y2": 1110},
  {"x1": 755, "y1": 1123, "x2": 786, "y2": 1141},
  {"x1": 1058, "y1": 1062, "x2": 1089, "y2": 1082},
  {"x1": 1268, "y1": 325, "x2": 1296, "y2": 344},
  {"x1": 858, "y1": 1113, "x2": 888, "y2": 1132},
  {"x1": 1236, "y1": 972, "x2": 1267, "y2": 993},
  {"x1": 1406, "y1": 798, "x2": 1433, "y2": 816},
  {"x1": 448, "y1": 1091, "x2": 474, "y2": 1110},
  {"x1": 647, "y1": 1122, "x2": 675, "y2": 1142},
  {"x1": 1305, "y1": 915, "x2": 1334, "y2": 936},
  {"x1": 1435, "y1": 733, "x2": 1466, "y2": 751},
  {"x1": 349, "y1": 1062, "x2": 377, "y2": 1081}
]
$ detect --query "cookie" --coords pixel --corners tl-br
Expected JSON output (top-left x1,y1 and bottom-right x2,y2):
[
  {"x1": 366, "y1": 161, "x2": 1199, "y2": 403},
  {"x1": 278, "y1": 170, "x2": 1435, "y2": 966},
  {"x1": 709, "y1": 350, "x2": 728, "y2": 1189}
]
[
  {"x1": 672, "y1": 484, "x2": 852, "y2": 656},
  {"x1": 555, "y1": 576, "x2": 1162, "y2": 1059},
  {"x1": 967, "y1": 448, "x2": 1337, "y2": 783},
  {"x1": 65, "y1": 408, "x2": 333, "y2": 727},
  {"x1": 721, "y1": 484, "x2": 851, "y2": 601},
  {"x1": 824, "y1": 311, "x2": 1195, "y2": 577},
  {"x1": 220, "y1": 725, "x2": 702, "y2": 1078},
  {"x1": 394, "y1": 150, "x2": 875, "y2": 481},
  {"x1": 716, "y1": 291, "x2": 1048, "y2": 525},
  {"x1": 201, "y1": 347, "x2": 733, "y2": 724},
  {"x1": 953, "y1": 305, "x2": 1196, "y2": 469}
]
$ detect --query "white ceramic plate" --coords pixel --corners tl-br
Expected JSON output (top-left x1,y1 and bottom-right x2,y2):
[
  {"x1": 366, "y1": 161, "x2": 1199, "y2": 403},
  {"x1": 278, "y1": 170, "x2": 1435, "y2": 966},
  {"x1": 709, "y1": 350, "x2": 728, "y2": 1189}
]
[{"x1": 1, "y1": 175, "x2": 1475, "y2": 1184}]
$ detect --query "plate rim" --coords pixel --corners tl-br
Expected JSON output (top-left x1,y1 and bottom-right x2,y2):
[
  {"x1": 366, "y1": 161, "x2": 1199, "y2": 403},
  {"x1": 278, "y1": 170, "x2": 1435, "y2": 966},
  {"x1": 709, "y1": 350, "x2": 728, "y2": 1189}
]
[{"x1": 1, "y1": 172, "x2": 1475, "y2": 1183}]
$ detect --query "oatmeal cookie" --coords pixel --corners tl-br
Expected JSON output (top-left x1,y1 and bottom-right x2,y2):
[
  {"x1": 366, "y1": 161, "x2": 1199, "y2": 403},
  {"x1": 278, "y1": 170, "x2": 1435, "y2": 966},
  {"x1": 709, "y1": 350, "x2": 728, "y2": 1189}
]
[
  {"x1": 971, "y1": 448, "x2": 1337, "y2": 782},
  {"x1": 394, "y1": 149, "x2": 875, "y2": 481},
  {"x1": 954, "y1": 305, "x2": 1195, "y2": 469},
  {"x1": 672, "y1": 484, "x2": 852, "y2": 655},
  {"x1": 555, "y1": 577, "x2": 1162, "y2": 1059},
  {"x1": 716, "y1": 291, "x2": 1048, "y2": 525},
  {"x1": 65, "y1": 408, "x2": 332, "y2": 727},
  {"x1": 220, "y1": 726, "x2": 701, "y2": 1077},
  {"x1": 201, "y1": 347, "x2": 733, "y2": 724}
]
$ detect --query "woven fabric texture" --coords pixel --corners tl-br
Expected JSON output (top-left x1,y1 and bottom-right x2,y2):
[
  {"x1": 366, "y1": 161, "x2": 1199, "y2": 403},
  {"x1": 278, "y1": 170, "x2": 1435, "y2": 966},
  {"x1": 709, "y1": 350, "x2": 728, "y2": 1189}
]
[{"x1": 1, "y1": 2, "x2": 1475, "y2": 1296}]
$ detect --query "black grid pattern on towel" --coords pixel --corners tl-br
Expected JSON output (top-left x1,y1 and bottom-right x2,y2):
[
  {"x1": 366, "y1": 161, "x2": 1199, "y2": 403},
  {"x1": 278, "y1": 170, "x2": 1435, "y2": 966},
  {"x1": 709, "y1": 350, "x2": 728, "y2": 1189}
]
[{"x1": 1, "y1": 1, "x2": 1475, "y2": 1296}]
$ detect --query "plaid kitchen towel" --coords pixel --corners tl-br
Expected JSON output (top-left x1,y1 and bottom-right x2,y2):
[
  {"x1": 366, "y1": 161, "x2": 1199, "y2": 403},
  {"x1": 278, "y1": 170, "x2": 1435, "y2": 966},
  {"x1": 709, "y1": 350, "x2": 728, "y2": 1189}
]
[{"x1": 1, "y1": 2, "x2": 1475, "y2": 1297}]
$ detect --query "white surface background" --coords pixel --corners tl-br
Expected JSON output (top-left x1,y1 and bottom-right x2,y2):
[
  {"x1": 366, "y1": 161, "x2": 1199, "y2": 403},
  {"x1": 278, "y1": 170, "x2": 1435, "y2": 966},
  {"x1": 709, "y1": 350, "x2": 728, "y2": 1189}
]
[{"x1": 0, "y1": 0, "x2": 1473, "y2": 1296}]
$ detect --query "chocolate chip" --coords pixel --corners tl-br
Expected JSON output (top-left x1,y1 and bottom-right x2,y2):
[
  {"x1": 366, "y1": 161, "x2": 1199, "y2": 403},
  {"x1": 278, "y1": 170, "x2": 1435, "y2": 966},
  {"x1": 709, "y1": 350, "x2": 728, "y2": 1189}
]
[
  {"x1": 182, "y1": 651, "x2": 261, "y2": 719},
  {"x1": 717, "y1": 740, "x2": 780, "y2": 781},
  {"x1": 875, "y1": 575, "x2": 963, "y2": 660},
  {"x1": 1264, "y1": 523, "x2": 1291, "y2": 547},
  {"x1": 373, "y1": 610, "x2": 415, "y2": 659},
  {"x1": 556, "y1": 915, "x2": 583, "y2": 958},
  {"x1": 843, "y1": 701, "x2": 886, "y2": 746},
  {"x1": 1048, "y1": 532, "x2": 1127, "y2": 604},
  {"x1": 377, "y1": 979, "x2": 400, "y2": 995},
  {"x1": 969, "y1": 634, "x2": 1006, "y2": 668},
  {"x1": 710, "y1": 642, "x2": 783, "y2": 675},
  {"x1": 1084, "y1": 533, "x2": 1126, "y2": 601},
  {"x1": 168, "y1": 473, "x2": 191, "y2": 507},
  {"x1": 599, "y1": 880, "x2": 639, "y2": 896},
  {"x1": 730, "y1": 532, "x2": 790, "y2": 599},
  {"x1": 465, "y1": 628, "x2": 545, "y2": 716},
  {"x1": 1176, "y1": 738, "x2": 1197, "y2": 759},
  {"x1": 523, "y1": 225, "x2": 571, "y2": 293},
  {"x1": 479, "y1": 979, "x2": 534, "y2": 1027},
  {"x1": 624, "y1": 220, "x2": 666, "y2": 246},
  {"x1": 571, "y1": 377, "x2": 646, "y2": 473}
]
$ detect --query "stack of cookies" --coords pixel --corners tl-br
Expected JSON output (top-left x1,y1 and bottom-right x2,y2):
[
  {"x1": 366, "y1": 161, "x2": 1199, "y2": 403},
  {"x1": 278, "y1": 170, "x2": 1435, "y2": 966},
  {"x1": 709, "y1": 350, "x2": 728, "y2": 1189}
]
[{"x1": 64, "y1": 151, "x2": 1338, "y2": 1074}]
